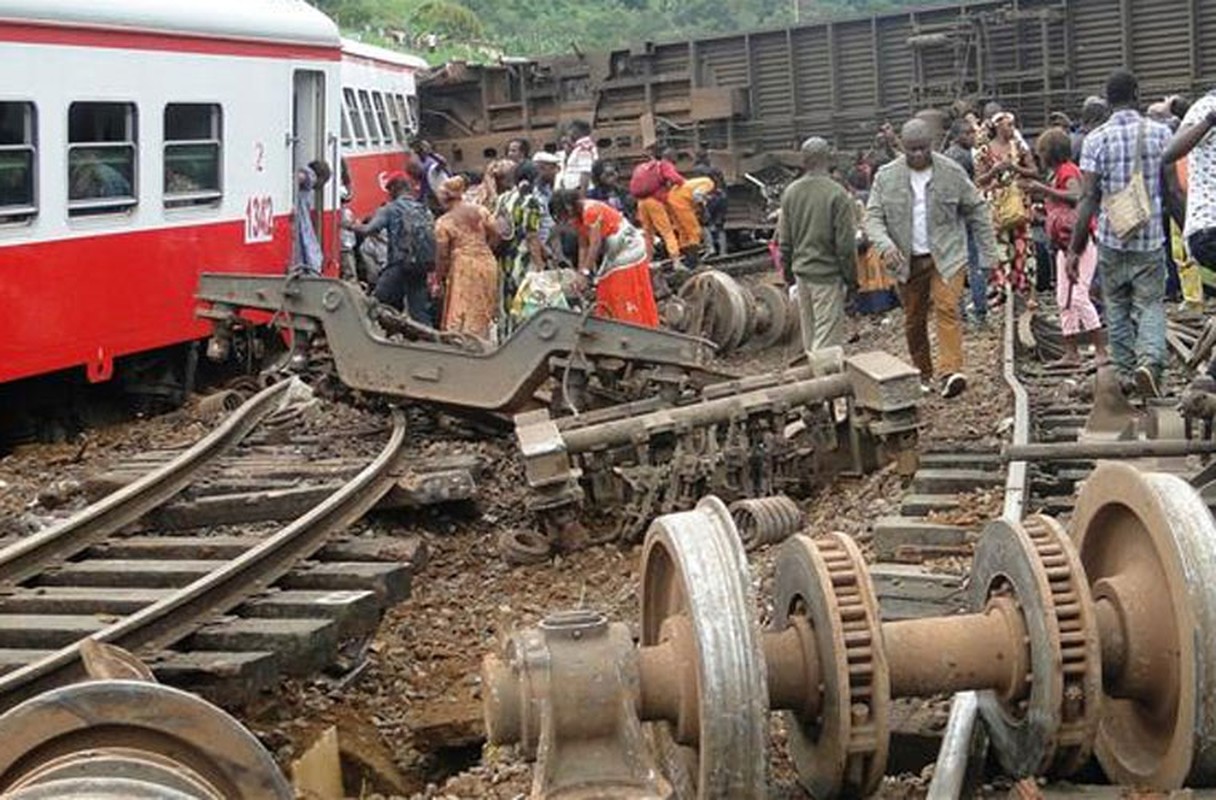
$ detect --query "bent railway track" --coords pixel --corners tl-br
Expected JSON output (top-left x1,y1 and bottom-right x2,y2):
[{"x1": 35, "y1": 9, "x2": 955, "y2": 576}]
[{"x1": 0, "y1": 382, "x2": 422, "y2": 712}]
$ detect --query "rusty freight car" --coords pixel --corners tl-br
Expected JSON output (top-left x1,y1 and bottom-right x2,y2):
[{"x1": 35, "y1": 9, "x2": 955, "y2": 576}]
[{"x1": 419, "y1": 0, "x2": 1216, "y2": 238}]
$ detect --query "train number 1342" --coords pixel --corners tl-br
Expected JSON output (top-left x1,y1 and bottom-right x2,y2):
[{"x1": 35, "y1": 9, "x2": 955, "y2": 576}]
[{"x1": 244, "y1": 195, "x2": 275, "y2": 243}]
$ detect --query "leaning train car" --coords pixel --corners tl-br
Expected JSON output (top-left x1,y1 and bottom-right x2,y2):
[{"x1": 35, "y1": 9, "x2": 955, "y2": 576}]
[
  {"x1": 0, "y1": 0, "x2": 343, "y2": 428},
  {"x1": 419, "y1": 0, "x2": 1216, "y2": 240},
  {"x1": 340, "y1": 38, "x2": 428, "y2": 220}
]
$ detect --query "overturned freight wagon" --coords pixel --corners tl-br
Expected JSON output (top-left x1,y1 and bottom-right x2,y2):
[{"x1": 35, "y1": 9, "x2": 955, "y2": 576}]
[{"x1": 419, "y1": 0, "x2": 1216, "y2": 238}]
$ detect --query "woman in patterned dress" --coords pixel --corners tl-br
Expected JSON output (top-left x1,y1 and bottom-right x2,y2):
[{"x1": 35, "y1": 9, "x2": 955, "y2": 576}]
[
  {"x1": 433, "y1": 176, "x2": 501, "y2": 341},
  {"x1": 975, "y1": 111, "x2": 1039, "y2": 304},
  {"x1": 549, "y1": 189, "x2": 660, "y2": 328}
]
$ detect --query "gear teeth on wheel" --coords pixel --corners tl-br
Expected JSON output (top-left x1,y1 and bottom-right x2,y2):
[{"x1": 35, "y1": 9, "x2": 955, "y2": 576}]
[
  {"x1": 1022, "y1": 515, "x2": 1100, "y2": 774},
  {"x1": 816, "y1": 534, "x2": 885, "y2": 788}
]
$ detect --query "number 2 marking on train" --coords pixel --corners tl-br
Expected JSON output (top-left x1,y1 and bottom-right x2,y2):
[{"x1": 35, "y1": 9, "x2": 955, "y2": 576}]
[
  {"x1": 254, "y1": 142, "x2": 265, "y2": 173},
  {"x1": 245, "y1": 195, "x2": 274, "y2": 243}
]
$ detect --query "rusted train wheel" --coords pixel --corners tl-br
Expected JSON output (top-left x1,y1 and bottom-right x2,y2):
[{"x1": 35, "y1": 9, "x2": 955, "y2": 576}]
[
  {"x1": 640, "y1": 496, "x2": 769, "y2": 798},
  {"x1": 1071, "y1": 462, "x2": 1216, "y2": 789}
]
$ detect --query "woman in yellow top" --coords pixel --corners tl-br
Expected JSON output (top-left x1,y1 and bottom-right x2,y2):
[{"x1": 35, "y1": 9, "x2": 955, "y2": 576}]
[{"x1": 667, "y1": 175, "x2": 717, "y2": 262}]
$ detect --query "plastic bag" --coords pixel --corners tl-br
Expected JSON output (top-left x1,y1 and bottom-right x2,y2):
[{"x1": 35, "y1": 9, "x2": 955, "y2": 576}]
[{"x1": 510, "y1": 271, "x2": 570, "y2": 323}]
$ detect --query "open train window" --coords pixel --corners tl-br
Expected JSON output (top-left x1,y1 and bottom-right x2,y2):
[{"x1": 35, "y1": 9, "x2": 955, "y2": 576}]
[
  {"x1": 0, "y1": 101, "x2": 36, "y2": 223},
  {"x1": 371, "y1": 92, "x2": 393, "y2": 144},
  {"x1": 68, "y1": 102, "x2": 136, "y2": 216},
  {"x1": 357, "y1": 90, "x2": 379, "y2": 146},
  {"x1": 164, "y1": 103, "x2": 221, "y2": 209},
  {"x1": 386, "y1": 94, "x2": 404, "y2": 144},
  {"x1": 343, "y1": 88, "x2": 366, "y2": 147}
]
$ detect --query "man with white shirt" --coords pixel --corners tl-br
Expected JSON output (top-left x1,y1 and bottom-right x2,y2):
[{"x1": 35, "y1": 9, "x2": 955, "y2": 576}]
[
  {"x1": 558, "y1": 120, "x2": 597, "y2": 192},
  {"x1": 866, "y1": 118, "x2": 998, "y2": 398}
]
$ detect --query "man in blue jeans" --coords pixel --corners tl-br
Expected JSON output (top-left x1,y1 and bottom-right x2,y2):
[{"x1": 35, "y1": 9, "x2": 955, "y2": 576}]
[
  {"x1": 944, "y1": 117, "x2": 987, "y2": 325},
  {"x1": 1066, "y1": 69, "x2": 1173, "y2": 398}
]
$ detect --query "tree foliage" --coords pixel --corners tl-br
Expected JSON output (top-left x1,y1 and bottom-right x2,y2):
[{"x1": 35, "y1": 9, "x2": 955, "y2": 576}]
[{"x1": 311, "y1": 0, "x2": 925, "y2": 62}]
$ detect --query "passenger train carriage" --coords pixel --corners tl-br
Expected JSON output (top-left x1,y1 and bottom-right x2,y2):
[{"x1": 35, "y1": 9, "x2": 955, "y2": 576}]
[
  {"x1": 340, "y1": 39, "x2": 427, "y2": 220},
  {"x1": 0, "y1": 0, "x2": 423, "y2": 422}
]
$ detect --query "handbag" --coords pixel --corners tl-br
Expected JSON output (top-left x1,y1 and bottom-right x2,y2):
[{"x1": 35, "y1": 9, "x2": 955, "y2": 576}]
[
  {"x1": 1103, "y1": 119, "x2": 1152, "y2": 240},
  {"x1": 994, "y1": 183, "x2": 1030, "y2": 231}
]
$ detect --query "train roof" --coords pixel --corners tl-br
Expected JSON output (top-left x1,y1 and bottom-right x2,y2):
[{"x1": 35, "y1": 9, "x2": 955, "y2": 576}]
[
  {"x1": 342, "y1": 37, "x2": 429, "y2": 71},
  {"x1": 0, "y1": 0, "x2": 340, "y2": 47}
]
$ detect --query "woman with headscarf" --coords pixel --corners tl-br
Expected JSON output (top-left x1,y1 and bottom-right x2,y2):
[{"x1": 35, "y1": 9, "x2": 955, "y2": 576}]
[
  {"x1": 495, "y1": 160, "x2": 553, "y2": 332},
  {"x1": 975, "y1": 110, "x2": 1039, "y2": 303},
  {"x1": 470, "y1": 159, "x2": 516, "y2": 211},
  {"x1": 549, "y1": 189, "x2": 659, "y2": 328},
  {"x1": 433, "y1": 176, "x2": 501, "y2": 341}
]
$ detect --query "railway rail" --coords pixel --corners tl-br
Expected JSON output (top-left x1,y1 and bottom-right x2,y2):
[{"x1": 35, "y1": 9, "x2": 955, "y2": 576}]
[
  {"x1": 481, "y1": 287, "x2": 1216, "y2": 797},
  {"x1": 0, "y1": 382, "x2": 429, "y2": 713}
]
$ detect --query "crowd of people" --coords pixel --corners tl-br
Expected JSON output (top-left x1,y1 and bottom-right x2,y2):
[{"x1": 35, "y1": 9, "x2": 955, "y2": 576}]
[
  {"x1": 291, "y1": 65, "x2": 1216, "y2": 406},
  {"x1": 781, "y1": 66, "x2": 1213, "y2": 402},
  {"x1": 297, "y1": 120, "x2": 728, "y2": 345}
]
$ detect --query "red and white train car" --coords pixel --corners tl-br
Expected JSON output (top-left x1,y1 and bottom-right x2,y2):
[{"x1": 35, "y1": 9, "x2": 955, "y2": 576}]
[
  {"x1": 0, "y1": 1, "x2": 412, "y2": 419},
  {"x1": 339, "y1": 38, "x2": 427, "y2": 219}
]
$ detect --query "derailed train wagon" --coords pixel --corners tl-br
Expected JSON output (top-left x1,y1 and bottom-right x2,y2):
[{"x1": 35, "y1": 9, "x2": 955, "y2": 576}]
[{"x1": 418, "y1": 0, "x2": 1216, "y2": 236}]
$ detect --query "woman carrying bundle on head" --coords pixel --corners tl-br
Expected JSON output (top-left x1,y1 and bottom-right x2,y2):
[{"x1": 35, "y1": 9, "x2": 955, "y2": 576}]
[{"x1": 548, "y1": 189, "x2": 659, "y2": 328}]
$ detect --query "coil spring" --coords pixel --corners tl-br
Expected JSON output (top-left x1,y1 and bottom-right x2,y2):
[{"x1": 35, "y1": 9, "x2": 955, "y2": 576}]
[{"x1": 729, "y1": 495, "x2": 804, "y2": 550}]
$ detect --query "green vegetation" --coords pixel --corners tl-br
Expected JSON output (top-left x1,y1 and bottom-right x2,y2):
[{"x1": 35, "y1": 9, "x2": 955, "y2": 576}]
[{"x1": 311, "y1": 0, "x2": 924, "y2": 63}]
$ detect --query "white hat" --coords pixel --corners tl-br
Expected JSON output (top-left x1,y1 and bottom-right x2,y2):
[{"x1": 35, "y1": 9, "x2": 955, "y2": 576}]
[{"x1": 533, "y1": 152, "x2": 562, "y2": 165}]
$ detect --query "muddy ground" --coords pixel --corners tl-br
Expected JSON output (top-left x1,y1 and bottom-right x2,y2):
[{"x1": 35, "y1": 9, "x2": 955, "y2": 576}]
[{"x1": 0, "y1": 302, "x2": 1008, "y2": 799}]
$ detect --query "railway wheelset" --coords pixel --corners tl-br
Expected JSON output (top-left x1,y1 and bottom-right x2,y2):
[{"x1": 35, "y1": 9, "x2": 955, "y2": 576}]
[{"x1": 483, "y1": 461, "x2": 1216, "y2": 798}]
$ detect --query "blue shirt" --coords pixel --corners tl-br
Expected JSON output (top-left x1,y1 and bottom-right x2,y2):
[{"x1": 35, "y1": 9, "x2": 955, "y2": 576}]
[{"x1": 1079, "y1": 109, "x2": 1172, "y2": 252}]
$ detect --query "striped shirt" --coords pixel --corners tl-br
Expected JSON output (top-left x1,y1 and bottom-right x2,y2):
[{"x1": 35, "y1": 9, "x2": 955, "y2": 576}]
[{"x1": 1078, "y1": 108, "x2": 1172, "y2": 251}]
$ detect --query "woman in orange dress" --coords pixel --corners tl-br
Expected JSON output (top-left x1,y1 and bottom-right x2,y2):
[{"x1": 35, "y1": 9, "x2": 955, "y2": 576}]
[
  {"x1": 434, "y1": 176, "x2": 501, "y2": 340},
  {"x1": 549, "y1": 189, "x2": 659, "y2": 327}
]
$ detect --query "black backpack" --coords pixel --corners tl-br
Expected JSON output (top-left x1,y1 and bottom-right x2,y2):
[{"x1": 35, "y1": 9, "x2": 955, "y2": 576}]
[{"x1": 386, "y1": 197, "x2": 436, "y2": 276}]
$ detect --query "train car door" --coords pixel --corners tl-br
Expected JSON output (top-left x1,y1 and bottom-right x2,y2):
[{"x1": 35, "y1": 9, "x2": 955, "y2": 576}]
[{"x1": 292, "y1": 70, "x2": 329, "y2": 261}]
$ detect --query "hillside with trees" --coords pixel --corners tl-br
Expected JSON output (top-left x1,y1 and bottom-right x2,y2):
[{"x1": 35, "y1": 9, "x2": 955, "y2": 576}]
[{"x1": 310, "y1": 0, "x2": 925, "y2": 62}]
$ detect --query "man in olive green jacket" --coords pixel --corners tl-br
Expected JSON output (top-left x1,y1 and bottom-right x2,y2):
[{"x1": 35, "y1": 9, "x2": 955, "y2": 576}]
[
  {"x1": 865, "y1": 118, "x2": 998, "y2": 398},
  {"x1": 778, "y1": 136, "x2": 858, "y2": 360}
]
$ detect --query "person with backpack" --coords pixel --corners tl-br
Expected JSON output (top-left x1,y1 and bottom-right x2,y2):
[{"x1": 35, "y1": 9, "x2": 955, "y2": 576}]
[
  {"x1": 344, "y1": 171, "x2": 437, "y2": 325},
  {"x1": 630, "y1": 145, "x2": 684, "y2": 261}
]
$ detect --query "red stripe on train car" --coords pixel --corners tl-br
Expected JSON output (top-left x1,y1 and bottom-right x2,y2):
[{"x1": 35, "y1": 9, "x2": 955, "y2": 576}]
[
  {"x1": 0, "y1": 21, "x2": 341, "y2": 60},
  {"x1": 0, "y1": 214, "x2": 327, "y2": 384}
]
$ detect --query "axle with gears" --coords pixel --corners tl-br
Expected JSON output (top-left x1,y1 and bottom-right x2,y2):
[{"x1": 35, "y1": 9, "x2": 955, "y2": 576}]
[{"x1": 482, "y1": 461, "x2": 1216, "y2": 797}]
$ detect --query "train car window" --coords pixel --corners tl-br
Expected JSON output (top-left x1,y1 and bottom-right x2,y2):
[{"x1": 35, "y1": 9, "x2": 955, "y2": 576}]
[
  {"x1": 163, "y1": 103, "x2": 222, "y2": 209},
  {"x1": 340, "y1": 101, "x2": 352, "y2": 148},
  {"x1": 0, "y1": 101, "x2": 36, "y2": 222},
  {"x1": 68, "y1": 102, "x2": 136, "y2": 216},
  {"x1": 371, "y1": 92, "x2": 393, "y2": 144},
  {"x1": 405, "y1": 95, "x2": 420, "y2": 134},
  {"x1": 385, "y1": 94, "x2": 404, "y2": 144},
  {"x1": 343, "y1": 88, "x2": 366, "y2": 147},
  {"x1": 392, "y1": 95, "x2": 409, "y2": 138},
  {"x1": 357, "y1": 90, "x2": 379, "y2": 145}
]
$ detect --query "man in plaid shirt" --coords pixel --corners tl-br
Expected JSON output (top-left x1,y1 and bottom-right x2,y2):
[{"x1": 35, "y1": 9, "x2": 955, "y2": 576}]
[{"x1": 1067, "y1": 69, "x2": 1173, "y2": 397}]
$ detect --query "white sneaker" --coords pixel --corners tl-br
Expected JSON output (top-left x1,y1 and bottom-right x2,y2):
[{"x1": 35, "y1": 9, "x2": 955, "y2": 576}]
[{"x1": 942, "y1": 373, "x2": 967, "y2": 399}]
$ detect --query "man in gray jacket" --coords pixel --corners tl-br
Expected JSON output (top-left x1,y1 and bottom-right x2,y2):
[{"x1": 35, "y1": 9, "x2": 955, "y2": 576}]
[
  {"x1": 779, "y1": 136, "x2": 857, "y2": 358},
  {"x1": 866, "y1": 118, "x2": 998, "y2": 398}
]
